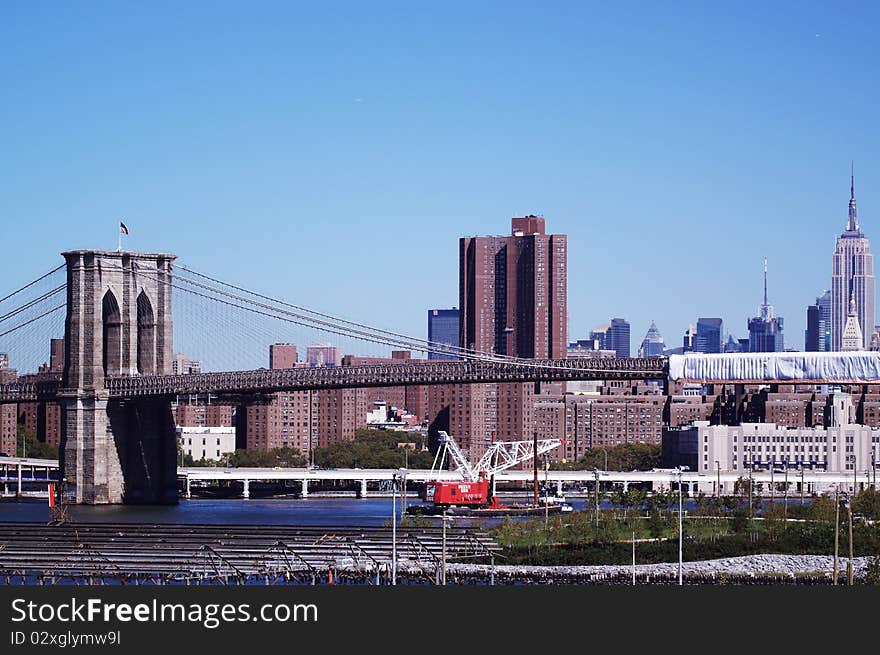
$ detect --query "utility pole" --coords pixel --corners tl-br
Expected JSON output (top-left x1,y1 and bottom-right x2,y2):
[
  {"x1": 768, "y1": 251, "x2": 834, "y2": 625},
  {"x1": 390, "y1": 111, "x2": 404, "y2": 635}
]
[{"x1": 594, "y1": 469, "x2": 600, "y2": 530}]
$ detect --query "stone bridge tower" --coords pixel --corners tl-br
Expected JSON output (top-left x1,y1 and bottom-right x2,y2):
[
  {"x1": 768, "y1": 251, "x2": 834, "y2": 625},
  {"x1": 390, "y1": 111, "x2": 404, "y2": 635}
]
[{"x1": 60, "y1": 250, "x2": 177, "y2": 504}]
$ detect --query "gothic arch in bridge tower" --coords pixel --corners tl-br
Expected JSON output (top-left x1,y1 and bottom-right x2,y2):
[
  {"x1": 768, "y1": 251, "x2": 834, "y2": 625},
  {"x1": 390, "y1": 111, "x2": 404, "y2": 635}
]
[
  {"x1": 102, "y1": 289, "x2": 122, "y2": 377},
  {"x1": 136, "y1": 290, "x2": 156, "y2": 375}
]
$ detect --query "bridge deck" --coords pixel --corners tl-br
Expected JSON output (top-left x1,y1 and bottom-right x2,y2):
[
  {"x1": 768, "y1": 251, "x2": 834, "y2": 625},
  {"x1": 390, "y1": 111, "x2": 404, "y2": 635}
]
[{"x1": 0, "y1": 358, "x2": 666, "y2": 401}]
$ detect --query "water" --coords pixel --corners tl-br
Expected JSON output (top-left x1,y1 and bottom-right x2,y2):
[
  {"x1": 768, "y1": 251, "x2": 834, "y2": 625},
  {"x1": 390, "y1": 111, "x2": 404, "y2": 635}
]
[{"x1": 0, "y1": 495, "x2": 800, "y2": 527}]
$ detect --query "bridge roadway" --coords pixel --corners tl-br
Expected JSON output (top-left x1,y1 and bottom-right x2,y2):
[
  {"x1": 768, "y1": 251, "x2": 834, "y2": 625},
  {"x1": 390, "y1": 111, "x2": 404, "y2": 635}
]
[
  {"x1": 0, "y1": 357, "x2": 665, "y2": 403},
  {"x1": 3, "y1": 458, "x2": 876, "y2": 499},
  {"x1": 179, "y1": 465, "x2": 878, "y2": 499}
]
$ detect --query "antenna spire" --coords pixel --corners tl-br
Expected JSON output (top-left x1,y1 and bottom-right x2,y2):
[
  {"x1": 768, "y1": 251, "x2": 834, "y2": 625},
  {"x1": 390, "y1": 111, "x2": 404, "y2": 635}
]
[{"x1": 847, "y1": 162, "x2": 860, "y2": 232}]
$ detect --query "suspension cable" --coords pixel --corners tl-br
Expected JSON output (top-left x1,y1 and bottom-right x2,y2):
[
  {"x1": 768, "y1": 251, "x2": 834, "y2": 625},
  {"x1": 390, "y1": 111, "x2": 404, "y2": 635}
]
[
  {"x1": 0, "y1": 304, "x2": 66, "y2": 339},
  {"x1": 0, "y1": 264, "x2": 65, "y2": 305},
  {"x1": 176, "y1": 263, "x2": 526, "y2": 363},
  {"x1": 0, "y1": 285, "x2": 67, "y2": 324}
]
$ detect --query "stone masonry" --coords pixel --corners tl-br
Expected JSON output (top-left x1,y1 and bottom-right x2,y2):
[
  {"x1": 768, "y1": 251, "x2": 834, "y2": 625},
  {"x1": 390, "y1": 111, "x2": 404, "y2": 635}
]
[{"x1": 60, "y1": 250, "x2": 176, "y2": 504}]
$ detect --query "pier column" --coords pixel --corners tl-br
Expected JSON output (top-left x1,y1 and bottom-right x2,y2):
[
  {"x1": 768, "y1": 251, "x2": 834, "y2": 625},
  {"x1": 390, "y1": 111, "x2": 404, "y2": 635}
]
[
  {"x1": 556, "y1": 480, "x2": 563, "y2": 495},
  {"x1": 242, "y1": 479, "x2": 250, "y2": 499},
  {"x1": 301, "y1": 479, "x2": 309, "y2": 498},
  {"x1": 358, "y1": 479, "x2": 367, "y2": 498},
  {"x1": 622, "y1": 482, "x2": 629, "y2": 493},
  {"x1": 17, "y1": 464, "x2": 22, "y2": 498},
  {"x1": 185, "y1": 476, "x2": 191, "y2": 499}
]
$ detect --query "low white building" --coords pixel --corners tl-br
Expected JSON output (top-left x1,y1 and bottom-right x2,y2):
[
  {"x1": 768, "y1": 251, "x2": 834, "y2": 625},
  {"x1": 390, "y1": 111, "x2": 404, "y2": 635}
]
[
  {"x1": 178, "y1": 426, "x2": 236, "y2": 461},
  {"x1": 696, "y1": 393, "x2": 879, "y2": 483}
]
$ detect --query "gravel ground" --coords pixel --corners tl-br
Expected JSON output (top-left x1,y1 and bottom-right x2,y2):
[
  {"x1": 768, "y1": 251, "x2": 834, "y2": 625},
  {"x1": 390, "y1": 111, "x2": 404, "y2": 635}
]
[{"x1": 444, "y1": 554, "x2": 875, "y2": 579}]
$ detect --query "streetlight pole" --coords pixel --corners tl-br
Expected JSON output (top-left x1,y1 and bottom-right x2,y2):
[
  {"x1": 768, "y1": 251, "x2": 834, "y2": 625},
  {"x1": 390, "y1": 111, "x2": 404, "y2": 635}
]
[
  {"x1": 594, "y1": 469, "x2": 600, "y2": 530},
  {"x1": 632, "y1": 530, "x2": 636, "y2": 586},
  {"x1": 845, "y1": 492, "x2": 854, "y2": 586},
  {"x1": 391, "y1": 473, "x2": 398, "y2": 586},
  {"x1": 770, "y1": 465, "x2": 775, "y2": 504},
  {"x1": 852, "y1": 454, "x2": 857, "y2": 495},
  {"x1": 784, "y1": 463, "x2": 788, "y2": 522},
  {"x1": 677, "y1": 466, "x2": 688, "y2": 586},
  {"x1": 800, "y1": 464, "x2": 805, "y2": 506},
  {"x1": 747, "y1": 447, "x2": 753, "y2": 519},
  {"x1": 441, "y1": 509, "x2": 448, "y2": 586},
  {"x1": 833, "y1": 485, "x2": 840, "y2": 586},
  {"x1": 544, "y1": 460, "x2": 550, "y2": 530},
  {"x1": 401, "y1": 450, "x2": 408, "y2": 519}
]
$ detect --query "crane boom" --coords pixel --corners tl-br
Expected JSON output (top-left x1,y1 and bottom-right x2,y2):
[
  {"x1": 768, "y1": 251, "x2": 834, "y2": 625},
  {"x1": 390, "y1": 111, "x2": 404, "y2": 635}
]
[{"x1": 474, "y1": 438, "x2": 563, "y2": 476}]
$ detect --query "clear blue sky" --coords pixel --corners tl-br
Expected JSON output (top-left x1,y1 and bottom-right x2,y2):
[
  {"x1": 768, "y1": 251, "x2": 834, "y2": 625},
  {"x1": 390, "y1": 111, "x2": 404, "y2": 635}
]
[{"x1": 2, "y1": 0, "x2": 878, "y2": 361}]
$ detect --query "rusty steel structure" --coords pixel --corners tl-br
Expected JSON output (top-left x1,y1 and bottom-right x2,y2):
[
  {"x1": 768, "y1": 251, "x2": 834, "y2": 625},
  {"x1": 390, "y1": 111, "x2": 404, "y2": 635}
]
[{"x1": 0, "y1": 522, "x2": 499, "y2": 586}]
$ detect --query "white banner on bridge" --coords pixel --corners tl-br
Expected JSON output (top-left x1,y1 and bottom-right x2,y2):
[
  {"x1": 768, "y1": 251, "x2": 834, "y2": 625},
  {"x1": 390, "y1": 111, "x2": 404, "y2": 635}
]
[{"x1": 668, "y1": 351, "x2": 880, "y2": 383}]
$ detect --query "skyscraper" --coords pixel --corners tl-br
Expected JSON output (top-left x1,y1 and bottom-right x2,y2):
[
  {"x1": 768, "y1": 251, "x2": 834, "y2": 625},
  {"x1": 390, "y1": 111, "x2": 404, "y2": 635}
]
[
  {"x1": 638, "y1": 322, "x2": 665, "y2": 358},
  {"x1": 427, "y1": 308, "x2": 460, "y2": 360},
  {"x1": 831, "y1": 170, "x2": 875, "y2": 350},
  {"x1": 695, "y1": 318, "x2": 723, "y2": 354},
  {"x1": 805, "y1": 304, "x2": 821, "y2": 352},
  {"x1": 747, "y1": 258, "x2": 784, "y2": 352},
  {"x1": 459, "y1": 215, "x2": 567, "y2": 358},
  {"x1": 606, "y1": 318, "x2": 631, "y2": 358},
  {"x1": 806, "y1": 290, "x2": 832, "y2": 351}
]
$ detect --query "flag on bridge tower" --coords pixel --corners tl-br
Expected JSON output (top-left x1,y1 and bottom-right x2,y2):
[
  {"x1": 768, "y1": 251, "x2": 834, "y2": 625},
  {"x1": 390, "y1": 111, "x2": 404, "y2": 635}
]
[{"x1": 118, "y1": 221, "x2": 129, "y2": 251}]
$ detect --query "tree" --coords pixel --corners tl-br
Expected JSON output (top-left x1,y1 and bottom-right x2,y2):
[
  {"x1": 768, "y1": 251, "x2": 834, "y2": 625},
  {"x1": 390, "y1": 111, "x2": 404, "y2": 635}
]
[
  {"x1": 313, "y1": 429, "x2": 434, "y2": 469},
  {"x1": 15, "y1": 424, "x2": 58, "y2": 460},
  {"x1": 554, "y1": 443, "x2": 662, "y2": 472},
  {"x1": 852, "y1": 487, "x2": 880, "y2": 521},
  {"x1": 227, "y1": 447, "x2": 306, "y2": 468}
]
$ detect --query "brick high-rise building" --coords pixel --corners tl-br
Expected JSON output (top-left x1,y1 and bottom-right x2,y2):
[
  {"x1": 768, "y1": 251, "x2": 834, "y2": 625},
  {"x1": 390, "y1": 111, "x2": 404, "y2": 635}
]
[
  {"x1": 459, "y1": 216, "x2": 567, "y2": 358},
  {"x1": 176, "y1": 403, "x2": 234, "y2": 428},
  {"x1": 1, "y1": 404, "x2": 16, "y2": 456},
  {"x1": 443, "y1": 216, "x2": 568, "y2": 462},
  {"x1": 269, "y1": 343, "x2": 298, "y2": 369},
  {"x1": 49, "y1": 339, "x2": 64, "y2": 372}
]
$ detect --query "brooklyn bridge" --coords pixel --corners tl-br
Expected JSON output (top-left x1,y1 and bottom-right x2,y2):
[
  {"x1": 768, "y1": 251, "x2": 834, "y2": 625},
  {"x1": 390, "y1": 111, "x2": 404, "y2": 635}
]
[{"x1": 2, "y1": 249, "x2": 879, "y2": 504}]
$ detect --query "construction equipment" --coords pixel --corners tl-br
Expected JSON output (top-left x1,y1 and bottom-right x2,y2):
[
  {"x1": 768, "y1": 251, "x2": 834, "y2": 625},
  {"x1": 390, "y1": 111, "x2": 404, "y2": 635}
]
[{"x1": 422, "y1": 431, "x2": 561, "y2": 508}]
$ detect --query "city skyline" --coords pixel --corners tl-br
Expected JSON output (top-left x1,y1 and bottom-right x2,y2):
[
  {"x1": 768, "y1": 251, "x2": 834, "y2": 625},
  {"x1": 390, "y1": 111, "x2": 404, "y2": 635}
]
[{"x1": 1, "y1": 3, "x2": 878, "y2": 361}]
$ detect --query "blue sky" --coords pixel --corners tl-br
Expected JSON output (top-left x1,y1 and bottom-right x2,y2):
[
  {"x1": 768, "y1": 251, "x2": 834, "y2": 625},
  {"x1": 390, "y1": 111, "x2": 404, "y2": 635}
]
[{"x1": 2, "y1": 1, "x2": 878, "y2": 363}]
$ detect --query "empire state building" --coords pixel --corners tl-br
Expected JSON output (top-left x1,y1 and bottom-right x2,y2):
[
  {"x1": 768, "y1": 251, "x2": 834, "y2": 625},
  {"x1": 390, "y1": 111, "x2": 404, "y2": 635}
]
[{"x1": 831, "y1": 172, "x2": 875, "y2": 350}]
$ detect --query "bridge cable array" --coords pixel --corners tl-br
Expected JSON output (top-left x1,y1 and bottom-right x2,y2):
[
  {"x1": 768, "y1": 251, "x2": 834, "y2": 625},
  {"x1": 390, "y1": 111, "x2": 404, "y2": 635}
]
[{"x1": 0, "y1": 264, "x2": 67, "y2": 372}]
